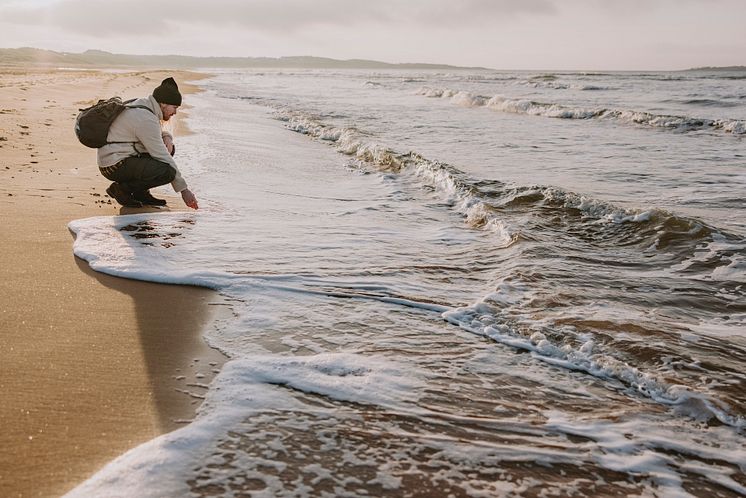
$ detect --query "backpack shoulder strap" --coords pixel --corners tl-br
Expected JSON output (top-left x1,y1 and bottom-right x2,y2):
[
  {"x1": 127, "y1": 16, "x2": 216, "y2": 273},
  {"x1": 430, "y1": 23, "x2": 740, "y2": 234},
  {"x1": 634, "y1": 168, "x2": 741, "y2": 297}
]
[{"x1": 124, "y1": 104, "x2": 156, "y2": 116}]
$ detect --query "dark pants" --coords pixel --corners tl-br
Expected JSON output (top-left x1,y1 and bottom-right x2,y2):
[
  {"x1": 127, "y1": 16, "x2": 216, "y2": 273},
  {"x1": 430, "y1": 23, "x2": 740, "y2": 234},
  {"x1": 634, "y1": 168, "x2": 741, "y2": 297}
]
[{"x1": 101, "y1": 154, "x2": 176, "y2": 194}]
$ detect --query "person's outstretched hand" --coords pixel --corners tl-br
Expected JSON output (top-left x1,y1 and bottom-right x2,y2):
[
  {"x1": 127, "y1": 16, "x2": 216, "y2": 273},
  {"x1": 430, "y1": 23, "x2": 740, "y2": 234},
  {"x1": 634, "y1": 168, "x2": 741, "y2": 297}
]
[{"x1": 181, "y1": 189, "x2": 199, "y2": 210}]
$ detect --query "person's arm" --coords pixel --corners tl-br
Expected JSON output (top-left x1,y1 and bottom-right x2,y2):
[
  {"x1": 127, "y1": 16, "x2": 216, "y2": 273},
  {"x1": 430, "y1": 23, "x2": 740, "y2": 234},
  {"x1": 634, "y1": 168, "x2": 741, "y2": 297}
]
[
  {"x1": 134, "y1": 115, "x2": 174, "y2": 165},
  {"x1": 133, "y1": 112, "x2": 188, "y2": 193},
  {"x1": 161, "y1": 131, "x2": 196, "y2": 208},
  {"x1": 161, "y1": 132, "x2": 195, "y2": 207},
  {"x1": 162, "y1": 131, "x2": 175, "y2": 156}
]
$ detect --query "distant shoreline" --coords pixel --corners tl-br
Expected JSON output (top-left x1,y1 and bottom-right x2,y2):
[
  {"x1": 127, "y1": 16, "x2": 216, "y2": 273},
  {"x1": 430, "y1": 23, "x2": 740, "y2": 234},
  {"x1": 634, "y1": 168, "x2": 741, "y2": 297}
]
[
  {"x1": 685, "y1": 65, "x2": 746, "y2": 72},
  {"x1": 2, "y1": 47, "x2": 742, "y2": 72},
  {"x1": 0, "y1": 47, "x2": 490, "y2": 71}
]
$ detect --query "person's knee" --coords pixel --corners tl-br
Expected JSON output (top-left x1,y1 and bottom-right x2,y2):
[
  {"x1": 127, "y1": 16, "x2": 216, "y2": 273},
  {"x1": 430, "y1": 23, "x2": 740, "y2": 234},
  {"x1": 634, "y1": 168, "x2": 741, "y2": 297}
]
[
  {"x1": 122, "y1": 157, "x2": 176, "y2": 189},
  {"x1": 163, "y1": 166, "x2": 176, "y2": 184},
  {"x1": 152, "y1": 161, "x2": 176, "y2": 185}
]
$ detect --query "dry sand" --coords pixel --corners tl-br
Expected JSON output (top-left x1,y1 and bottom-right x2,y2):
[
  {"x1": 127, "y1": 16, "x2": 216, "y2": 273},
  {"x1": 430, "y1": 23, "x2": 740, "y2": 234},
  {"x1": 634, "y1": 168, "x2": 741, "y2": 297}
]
[{"x1": 0, "y1": 68, "x2": 226, "y2": 497}]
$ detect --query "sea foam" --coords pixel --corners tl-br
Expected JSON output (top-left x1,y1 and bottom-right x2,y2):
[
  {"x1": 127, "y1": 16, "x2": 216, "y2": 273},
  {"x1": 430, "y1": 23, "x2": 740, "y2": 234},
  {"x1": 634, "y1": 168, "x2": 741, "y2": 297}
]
[{"x1": 65, "y1": 353, "x2": 426, "y2": 498}]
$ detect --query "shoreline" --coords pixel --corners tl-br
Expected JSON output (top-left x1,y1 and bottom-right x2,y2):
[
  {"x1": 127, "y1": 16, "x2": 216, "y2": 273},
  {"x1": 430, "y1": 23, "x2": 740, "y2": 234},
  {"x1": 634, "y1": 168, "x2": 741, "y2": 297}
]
[{"x1": 0, "y1": 67, "x2": 226, "y2": 497}]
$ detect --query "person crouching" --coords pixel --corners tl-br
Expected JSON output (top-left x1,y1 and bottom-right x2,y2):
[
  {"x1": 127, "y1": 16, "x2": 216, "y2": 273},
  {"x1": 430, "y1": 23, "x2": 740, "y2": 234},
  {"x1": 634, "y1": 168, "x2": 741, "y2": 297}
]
[{"x1": 97, "y1": 77, "x2": 198, "y2": 209}]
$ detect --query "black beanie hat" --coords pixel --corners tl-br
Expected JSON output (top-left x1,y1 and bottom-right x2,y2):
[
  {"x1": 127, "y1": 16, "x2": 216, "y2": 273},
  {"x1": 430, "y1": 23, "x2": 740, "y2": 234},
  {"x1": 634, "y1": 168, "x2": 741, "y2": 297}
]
[{"x1": 153, "y1": 77, "x2": 182, "y2": 106}]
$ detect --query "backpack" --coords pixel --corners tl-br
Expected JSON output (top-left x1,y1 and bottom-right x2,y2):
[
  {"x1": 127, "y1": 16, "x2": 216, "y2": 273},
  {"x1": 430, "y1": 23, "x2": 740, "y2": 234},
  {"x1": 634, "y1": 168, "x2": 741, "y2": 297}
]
[{"x1": 74, "y1": 97, "x2": 154, "y2": 148}]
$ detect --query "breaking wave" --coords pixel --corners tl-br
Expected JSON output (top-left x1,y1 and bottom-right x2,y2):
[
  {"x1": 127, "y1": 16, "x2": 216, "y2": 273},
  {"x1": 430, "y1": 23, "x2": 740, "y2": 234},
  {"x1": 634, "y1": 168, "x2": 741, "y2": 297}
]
[
  {"x1": 517, "y1": 79, "x2": 612, "y2": 91},
  {"x1": 444, "y1": 291, "x2": 746, "y2": 428},
  {"x1": 274, "y1": 108, "x2": 745, "y2": 274},
  {"x1": 417, "y1": 87, "x2": 746, "y2": 134},
  {"x1": 276, "y1": 110, "x2": 515, "y2": 246},
  {"x1": 664, "y1": 98, "x2": 741, "y2": 108}
]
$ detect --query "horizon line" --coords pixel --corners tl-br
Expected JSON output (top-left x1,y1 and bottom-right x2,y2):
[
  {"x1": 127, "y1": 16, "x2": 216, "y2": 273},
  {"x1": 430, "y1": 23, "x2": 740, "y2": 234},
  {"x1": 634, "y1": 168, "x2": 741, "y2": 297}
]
[{"x1": 1, "y1": 46, "x2": 745, "y2": 73}]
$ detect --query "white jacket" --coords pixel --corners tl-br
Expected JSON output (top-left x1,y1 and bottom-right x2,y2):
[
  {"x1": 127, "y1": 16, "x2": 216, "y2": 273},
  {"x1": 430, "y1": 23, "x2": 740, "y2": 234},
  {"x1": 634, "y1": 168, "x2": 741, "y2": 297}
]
[{"x1": 97, "y1": 95, "x2": 188, "y2": 192}]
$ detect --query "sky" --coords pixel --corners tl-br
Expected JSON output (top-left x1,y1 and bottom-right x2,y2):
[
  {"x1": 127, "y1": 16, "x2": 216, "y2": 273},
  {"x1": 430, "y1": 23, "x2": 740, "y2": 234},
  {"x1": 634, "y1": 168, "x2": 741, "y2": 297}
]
[{"x1": 0, "y1": 0, "x2": 744, "y2": 70}]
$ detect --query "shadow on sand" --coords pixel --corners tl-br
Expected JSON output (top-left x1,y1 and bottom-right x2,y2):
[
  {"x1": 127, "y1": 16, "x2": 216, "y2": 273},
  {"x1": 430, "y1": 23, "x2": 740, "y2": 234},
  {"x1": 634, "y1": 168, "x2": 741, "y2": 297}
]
[{"x1": 74, "y1": 256, "x2": 227, "y2": 432}]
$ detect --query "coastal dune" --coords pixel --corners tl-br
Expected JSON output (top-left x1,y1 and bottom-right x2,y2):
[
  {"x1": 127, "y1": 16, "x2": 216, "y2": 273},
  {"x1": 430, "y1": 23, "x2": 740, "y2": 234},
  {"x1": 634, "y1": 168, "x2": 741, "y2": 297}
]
[{"x1": 0, "y1": 68, "x2": 225, "y2": 497}]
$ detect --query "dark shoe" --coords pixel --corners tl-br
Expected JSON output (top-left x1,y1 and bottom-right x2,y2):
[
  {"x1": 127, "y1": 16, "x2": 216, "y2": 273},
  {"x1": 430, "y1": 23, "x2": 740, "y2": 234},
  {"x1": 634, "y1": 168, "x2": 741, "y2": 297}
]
[
  {"x1": 106, "y1": 183, "x2": 143, "y2": 208},
  {"x1": 132, "y1": 190, "x2": 167, "y2": 206}
]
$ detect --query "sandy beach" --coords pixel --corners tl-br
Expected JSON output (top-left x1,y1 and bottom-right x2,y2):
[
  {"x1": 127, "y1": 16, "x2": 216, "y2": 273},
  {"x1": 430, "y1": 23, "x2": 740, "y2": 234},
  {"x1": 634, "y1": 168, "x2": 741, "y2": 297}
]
[{"x1": 0, "y1": 68, "x2": 226, "y2": 497}]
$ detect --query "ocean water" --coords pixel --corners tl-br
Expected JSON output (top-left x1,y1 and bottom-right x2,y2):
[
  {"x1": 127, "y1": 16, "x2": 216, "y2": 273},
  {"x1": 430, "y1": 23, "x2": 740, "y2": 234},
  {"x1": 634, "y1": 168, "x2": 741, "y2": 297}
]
[{"x1": 68, "y1": 69, "x2": 745, "y2": 497}]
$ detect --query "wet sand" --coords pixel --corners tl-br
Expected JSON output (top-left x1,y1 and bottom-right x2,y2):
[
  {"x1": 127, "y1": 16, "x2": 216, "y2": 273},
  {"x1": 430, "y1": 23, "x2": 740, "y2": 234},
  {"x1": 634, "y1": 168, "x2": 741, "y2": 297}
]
[{"x1": 0, "y1": 68, "x2": 226, "y2": 497}]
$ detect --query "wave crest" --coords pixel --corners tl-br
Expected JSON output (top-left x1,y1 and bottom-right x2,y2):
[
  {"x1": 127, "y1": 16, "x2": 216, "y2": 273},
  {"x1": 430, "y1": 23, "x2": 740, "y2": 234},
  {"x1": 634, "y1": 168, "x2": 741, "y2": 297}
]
[
  {"x1": 416, "y1": 86, "x2": 746, "y2": 135},
  {"x1": 277, "y1": 108, "x2": 744, "y2": 270},
  {"x1": 443, "y1": 287, "x2": 745, "y2": 428}
]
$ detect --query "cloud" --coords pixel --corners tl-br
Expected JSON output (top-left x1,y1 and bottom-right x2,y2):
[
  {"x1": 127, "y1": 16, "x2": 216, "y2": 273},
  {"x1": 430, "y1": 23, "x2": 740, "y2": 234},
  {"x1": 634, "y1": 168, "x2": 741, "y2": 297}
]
[
  {"x1": 0, "y1": 0, "x2": 557, "y2": 36},
  {"x1": 3, "y1": 0, "x2": 741, "y2": 69}
]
